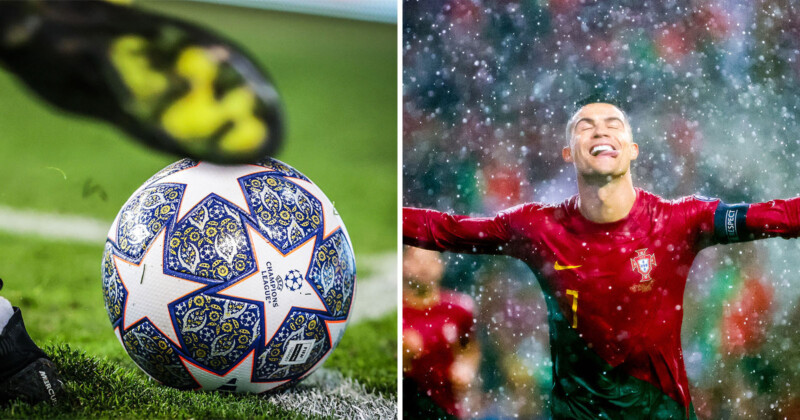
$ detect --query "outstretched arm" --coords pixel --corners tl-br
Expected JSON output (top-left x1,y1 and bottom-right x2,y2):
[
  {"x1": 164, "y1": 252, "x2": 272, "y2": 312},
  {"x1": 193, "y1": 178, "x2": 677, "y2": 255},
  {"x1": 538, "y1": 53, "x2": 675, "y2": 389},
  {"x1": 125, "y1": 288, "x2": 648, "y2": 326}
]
[
  {"x1": 722, "y1": 198, "x2": 800, "y2": 242},
  {"x1": 685, "y1": 195, "x2": 800, "y2": 246},
  {"x1": 403, "y1": 207, "x2": 515, "y2": 254}
]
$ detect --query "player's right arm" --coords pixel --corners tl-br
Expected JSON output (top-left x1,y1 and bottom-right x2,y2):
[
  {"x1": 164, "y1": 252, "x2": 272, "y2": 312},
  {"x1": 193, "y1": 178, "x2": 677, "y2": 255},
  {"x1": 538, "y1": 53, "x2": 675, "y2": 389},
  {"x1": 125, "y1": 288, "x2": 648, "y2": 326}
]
[{"x1": 403, "y1": 207, "x2": 515, "y2": 254}]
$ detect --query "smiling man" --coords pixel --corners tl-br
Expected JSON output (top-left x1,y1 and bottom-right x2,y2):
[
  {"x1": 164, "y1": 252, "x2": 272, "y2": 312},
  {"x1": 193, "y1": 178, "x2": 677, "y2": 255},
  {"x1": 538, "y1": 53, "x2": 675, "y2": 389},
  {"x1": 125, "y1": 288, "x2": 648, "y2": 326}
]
[{"x1": 403, "y1": 99, "x2": 800, "y2": 419}]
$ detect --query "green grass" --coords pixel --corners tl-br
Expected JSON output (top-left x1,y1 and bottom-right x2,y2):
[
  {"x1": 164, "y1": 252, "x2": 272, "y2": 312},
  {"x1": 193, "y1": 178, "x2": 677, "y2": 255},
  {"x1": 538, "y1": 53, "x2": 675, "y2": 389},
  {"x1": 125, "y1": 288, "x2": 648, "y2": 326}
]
[
  {"x1": 1, "y1": 345, "x2": 327, "y2": 419},
  {"x1": 0, "y1": 231, "x2": 397, "y2": 417},
  {"x1": 0, "y1": 1, "x2": 397, "y2": 254}
]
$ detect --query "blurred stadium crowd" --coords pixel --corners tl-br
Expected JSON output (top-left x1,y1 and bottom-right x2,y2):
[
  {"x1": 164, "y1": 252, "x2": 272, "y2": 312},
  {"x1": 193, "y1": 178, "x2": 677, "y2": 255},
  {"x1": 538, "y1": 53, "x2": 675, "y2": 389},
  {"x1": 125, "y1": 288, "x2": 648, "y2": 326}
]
[{"x1": 403, "y1": 0, "x2": 800, "y2": 418}]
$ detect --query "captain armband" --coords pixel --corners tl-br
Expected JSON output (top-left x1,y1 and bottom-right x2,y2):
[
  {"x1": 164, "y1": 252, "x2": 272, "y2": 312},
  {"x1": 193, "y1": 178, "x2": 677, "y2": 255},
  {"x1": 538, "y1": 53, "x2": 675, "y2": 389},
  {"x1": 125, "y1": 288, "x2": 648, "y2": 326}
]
[{"x1": 713, "y1": 202, "x2": 751, "y2": 244}]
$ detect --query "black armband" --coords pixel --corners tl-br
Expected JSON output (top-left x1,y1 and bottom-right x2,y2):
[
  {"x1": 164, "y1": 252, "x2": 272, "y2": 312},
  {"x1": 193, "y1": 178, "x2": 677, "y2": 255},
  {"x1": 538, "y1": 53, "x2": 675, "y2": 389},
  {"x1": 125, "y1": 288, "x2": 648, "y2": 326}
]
[{"x1": 713, "y1": 202, "x2": 750, "y2": 244}]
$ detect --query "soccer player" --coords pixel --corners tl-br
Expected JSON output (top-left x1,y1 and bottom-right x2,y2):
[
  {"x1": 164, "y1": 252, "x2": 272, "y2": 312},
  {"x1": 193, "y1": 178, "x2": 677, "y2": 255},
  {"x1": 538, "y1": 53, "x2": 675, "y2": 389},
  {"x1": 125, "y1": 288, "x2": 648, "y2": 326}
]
[
  {"x1": 403, "y1": 99, "x2": 800, "y2": 419},
  {"x1": 403, "y1": 247, "x2": 479, "y2": 419}
]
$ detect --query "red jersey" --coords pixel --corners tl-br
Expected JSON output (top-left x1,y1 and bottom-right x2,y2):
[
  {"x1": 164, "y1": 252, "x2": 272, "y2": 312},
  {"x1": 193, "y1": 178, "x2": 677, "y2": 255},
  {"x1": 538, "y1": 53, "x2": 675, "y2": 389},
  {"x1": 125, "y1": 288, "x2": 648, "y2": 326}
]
[
  {"x1": 404, "y1": 189, "x2": 800, "y2": 419},
  {"x1": 403, "y1": 289, "x2": 475, "y2": 418}
]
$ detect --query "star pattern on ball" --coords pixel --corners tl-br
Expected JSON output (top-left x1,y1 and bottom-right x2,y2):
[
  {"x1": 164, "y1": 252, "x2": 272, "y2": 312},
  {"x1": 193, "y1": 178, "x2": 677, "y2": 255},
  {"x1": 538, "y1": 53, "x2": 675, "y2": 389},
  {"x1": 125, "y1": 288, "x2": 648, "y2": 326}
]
[
  {"x1": 181, "y1": 350, "x2": 287, "y2": 393},
  {"x1": 150, "y1": 162, "x2": 271, "y2": 220},
  {"x1": 114, "y1": 229, "x2": 207, "y2": 345},
  {"x1": 291, "y1": 177, "x2": 342, "y2": 239},
  {"x1": 218, "y1": 224, "x2": 326, "y2": 345}
]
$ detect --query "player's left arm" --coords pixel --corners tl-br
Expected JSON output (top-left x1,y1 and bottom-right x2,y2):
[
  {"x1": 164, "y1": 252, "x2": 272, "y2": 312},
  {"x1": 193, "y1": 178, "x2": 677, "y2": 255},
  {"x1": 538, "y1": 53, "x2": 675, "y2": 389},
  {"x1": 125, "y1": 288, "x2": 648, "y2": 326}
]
[
  {"x1": 738, "y1": 198, "x2": 800, "y2": 241},
  {"x1": 683, "y1": 195, "x2": 800, "y2": 246}
]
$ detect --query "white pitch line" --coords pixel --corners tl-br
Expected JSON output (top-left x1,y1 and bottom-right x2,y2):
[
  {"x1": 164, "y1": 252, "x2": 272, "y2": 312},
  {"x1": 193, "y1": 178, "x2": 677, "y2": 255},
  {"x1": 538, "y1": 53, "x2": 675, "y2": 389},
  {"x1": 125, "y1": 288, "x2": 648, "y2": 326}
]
[
  {"x1": 268, "y1": 368, "x2": 396, "y2": 419},
  {"x1": 0, "y1": 205, "x2": 109, "y2": 244}
]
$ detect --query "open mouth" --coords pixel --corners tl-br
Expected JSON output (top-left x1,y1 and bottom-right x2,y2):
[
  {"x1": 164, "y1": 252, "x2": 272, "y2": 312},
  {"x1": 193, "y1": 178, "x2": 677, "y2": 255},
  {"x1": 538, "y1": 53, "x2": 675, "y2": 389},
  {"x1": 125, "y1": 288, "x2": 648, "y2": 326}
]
[{"x1": 590, "y1": 144, "x2": 618, "y2": 157}]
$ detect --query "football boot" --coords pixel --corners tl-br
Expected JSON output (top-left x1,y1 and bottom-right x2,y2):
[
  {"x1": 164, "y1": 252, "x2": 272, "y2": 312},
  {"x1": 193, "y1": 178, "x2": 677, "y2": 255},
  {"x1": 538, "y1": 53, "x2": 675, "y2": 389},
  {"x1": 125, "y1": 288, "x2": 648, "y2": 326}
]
[
  {"x1": 0, "y1": 279, "x2": 65, "y2": 406},
  {"x1": 0, "y1": 0, "x2": 284, "y2": 164}
]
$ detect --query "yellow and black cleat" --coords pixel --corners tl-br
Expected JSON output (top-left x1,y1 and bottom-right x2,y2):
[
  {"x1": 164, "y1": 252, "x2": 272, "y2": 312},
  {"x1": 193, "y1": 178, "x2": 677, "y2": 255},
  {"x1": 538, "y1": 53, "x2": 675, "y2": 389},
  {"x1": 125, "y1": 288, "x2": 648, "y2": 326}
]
[{"x1": 0, "y1": 0, "x2": 284, "y2": 164}]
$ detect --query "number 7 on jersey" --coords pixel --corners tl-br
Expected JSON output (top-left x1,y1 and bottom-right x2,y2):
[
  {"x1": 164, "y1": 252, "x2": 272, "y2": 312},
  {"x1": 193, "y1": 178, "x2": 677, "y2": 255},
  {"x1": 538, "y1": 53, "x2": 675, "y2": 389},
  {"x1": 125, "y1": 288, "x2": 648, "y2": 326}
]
[{"x1": 566, "y1": 289, "x2": 578, "y2": 328}]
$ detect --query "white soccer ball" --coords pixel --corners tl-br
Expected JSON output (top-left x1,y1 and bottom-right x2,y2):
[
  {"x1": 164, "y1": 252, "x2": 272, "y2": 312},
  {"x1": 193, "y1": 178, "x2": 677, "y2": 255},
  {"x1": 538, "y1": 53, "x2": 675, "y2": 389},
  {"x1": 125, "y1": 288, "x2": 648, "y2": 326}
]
[{"x1": 101, "y1": 158, "x2": 356, "y2": 393}]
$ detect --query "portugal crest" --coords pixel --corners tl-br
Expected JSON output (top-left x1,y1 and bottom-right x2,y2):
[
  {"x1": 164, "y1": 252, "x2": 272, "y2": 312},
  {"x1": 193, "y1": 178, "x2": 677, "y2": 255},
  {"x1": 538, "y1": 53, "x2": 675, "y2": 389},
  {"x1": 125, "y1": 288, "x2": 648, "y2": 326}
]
[{"x1": 630, "y1": 249, "x2": 657, "y2": 282}]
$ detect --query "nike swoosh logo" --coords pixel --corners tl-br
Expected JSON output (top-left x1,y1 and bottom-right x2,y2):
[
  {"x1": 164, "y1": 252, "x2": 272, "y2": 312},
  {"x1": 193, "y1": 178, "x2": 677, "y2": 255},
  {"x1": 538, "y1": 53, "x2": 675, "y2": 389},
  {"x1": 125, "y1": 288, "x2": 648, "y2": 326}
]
[{"x1": 554, "y1": 261, "x2": 582, "y2": 271}]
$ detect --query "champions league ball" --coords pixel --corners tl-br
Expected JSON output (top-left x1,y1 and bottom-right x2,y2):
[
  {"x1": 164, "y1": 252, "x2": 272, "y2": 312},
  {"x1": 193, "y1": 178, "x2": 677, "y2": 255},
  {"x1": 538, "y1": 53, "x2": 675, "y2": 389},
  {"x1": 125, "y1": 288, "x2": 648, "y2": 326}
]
[{"x1": 100, "y1": 158, "x2": 356, "y2": 393}]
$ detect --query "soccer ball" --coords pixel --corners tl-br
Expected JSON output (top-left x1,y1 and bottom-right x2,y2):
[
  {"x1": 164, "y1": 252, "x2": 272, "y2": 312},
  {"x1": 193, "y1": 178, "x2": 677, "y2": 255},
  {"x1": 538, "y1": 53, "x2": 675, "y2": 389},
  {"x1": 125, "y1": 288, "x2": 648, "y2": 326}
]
[{"x1": 101, "y1": 158, "x2": 356, "y2": 393}]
